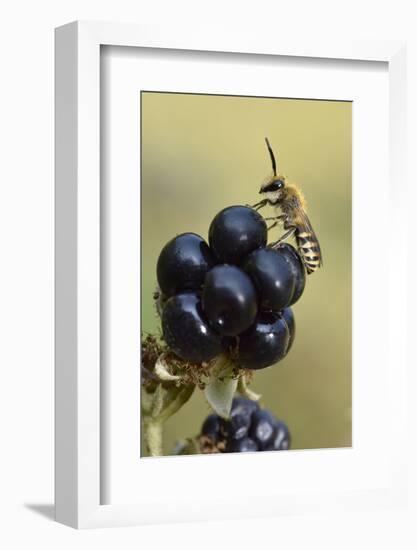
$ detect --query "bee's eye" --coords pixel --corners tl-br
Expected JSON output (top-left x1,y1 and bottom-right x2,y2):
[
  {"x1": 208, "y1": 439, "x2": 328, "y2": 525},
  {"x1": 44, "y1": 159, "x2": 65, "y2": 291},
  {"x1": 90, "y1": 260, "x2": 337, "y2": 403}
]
[{"x1": 263, "y1": 179, "x2": 284, "y2": 192}]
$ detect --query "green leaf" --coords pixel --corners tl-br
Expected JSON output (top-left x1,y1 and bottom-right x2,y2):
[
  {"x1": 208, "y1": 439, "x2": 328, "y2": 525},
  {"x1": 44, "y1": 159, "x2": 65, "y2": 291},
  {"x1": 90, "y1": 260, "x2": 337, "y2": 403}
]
[{"x1": 204, "y1": 355, "x2": 238, "y2": 419}]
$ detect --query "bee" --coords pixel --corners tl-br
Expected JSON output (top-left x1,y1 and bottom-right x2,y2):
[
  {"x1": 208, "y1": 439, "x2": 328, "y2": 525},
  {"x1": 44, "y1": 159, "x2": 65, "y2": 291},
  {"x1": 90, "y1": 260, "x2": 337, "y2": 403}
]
[{"x1": 252, "y1": 138, "x2": 323, "y2": 274}]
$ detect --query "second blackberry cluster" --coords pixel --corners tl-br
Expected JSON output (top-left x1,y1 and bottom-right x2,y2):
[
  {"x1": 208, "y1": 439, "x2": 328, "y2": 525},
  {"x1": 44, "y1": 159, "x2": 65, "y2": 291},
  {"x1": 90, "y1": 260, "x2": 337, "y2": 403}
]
[{"x1": 200, "y1": 396, "x2": 290, "y2": 452}]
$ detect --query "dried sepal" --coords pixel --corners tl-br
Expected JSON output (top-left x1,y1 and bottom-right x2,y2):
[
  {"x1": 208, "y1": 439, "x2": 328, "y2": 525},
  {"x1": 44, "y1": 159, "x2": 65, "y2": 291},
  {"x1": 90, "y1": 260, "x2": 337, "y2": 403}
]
[{"x1": 154, "y1": 353, "x2": 181, "y2": 382}]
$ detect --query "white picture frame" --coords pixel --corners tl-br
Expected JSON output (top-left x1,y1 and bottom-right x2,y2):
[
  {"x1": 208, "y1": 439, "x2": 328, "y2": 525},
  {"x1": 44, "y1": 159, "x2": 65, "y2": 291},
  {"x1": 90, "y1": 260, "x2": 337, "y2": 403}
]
[{"x1": 55, "y1": 21, "x2": 407, "y2": 529}]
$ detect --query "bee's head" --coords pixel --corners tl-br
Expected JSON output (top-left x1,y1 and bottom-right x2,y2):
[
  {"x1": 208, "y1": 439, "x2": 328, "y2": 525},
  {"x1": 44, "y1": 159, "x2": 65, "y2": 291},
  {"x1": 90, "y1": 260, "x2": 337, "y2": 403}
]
[
  {"x1": 259, "y1": 138, "x2": 286, "y2": 202},
  {"x1": 259, "y1": 176, "x2": 286, "y2": 194}
]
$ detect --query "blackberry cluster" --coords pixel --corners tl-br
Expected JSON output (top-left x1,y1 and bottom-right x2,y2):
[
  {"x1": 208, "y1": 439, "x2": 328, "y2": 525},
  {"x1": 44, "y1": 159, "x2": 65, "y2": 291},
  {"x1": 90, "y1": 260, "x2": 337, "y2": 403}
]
[
  {"x1": 200, "y1": 396, "x2": 290, "y2": 452},
  {"x1": 157, "y1": 205, "x2": 305, "y2": 370}
]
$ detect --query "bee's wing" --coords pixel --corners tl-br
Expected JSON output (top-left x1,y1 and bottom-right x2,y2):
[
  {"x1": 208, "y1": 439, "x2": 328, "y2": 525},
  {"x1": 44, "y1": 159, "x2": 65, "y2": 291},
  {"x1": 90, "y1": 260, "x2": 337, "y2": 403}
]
[{"x1": 296, "y1": 208, "x2": 323, "y2": 267}]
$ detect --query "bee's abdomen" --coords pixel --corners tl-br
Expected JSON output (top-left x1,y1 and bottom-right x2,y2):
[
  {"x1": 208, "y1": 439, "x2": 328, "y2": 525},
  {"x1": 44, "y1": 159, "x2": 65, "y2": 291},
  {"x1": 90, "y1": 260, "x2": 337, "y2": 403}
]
[{"x1": 296, "y1": 232, "x2": 321, "y2": 274}]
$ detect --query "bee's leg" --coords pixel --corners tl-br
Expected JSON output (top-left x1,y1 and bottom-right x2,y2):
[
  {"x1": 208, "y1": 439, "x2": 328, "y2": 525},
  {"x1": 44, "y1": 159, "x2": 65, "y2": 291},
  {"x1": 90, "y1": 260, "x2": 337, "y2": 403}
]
[
  {"x1": 269, "y1": 227, "x2": 296, "y2": 247},
  {"x1": 266, "y1": 215, "x2": 285, "y2": 230},
  {"x1": 248, "y1": 199, "x2": 267, "y2": 211},
  {"x1": 265, "y1": 214, "x2": 287, "y2": 231},
  {"x1": 264, "y1": 215, "x2": 286, "y2": 221},
  {"x1": 267, "y1": 220, "x2": 279, "y2": 231}
]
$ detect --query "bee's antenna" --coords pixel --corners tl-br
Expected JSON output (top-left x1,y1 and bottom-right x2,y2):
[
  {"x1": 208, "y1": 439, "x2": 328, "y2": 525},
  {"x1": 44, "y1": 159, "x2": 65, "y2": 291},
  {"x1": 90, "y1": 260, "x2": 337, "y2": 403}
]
[{"x1": 265, "y1": 137, "x2": 277, "y2": 176}]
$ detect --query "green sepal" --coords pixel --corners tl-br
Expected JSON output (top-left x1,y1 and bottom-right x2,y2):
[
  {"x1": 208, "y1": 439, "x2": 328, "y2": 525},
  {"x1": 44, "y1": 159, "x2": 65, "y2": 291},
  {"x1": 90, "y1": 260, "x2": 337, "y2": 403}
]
[{"x1": 204, "y1": 355, "x2": 238, "y2": 419}]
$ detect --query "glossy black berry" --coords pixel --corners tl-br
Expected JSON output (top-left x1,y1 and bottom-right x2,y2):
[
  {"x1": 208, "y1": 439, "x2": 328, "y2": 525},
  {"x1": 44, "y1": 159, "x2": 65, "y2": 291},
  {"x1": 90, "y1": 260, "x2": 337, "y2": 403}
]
[
  {"x1": 281, "y1": 307, "x2": 295, "y2": 352},
  {"x1": 264, "y1": 421, "x2": 291, "y2": 451},
  {"x1": 202, "y1": 265, "x2": 258, "y2": 336},
  {"x1": 161, "y1": 292, "x2": 224, "y2": 363},
  {"x1": 227, "y1": 437, "x2": 259, "y2": 453},
  {"x1": 222, "y1": 336, "x2": 238, "y2": 354},
  {"x1": 232, "y1": 396, "x2": 259, "y2": 416},
  {"x1": 208, "y1": 206, "x2": 267, "y2": 264},
  {"x1": 275, "y1": 243, "x2": 306, "y2": 305},
  {"x1": 249, "y1": 409, "x2": 277, "y2": 449},
  {"x1": 243, "y1": 247, "x2": 295, "y2": 312},
  {"x1": 222, "y1": 396, "x2": 260, "y2": 440},
  {"x1": 238, "y1": 312, "x2": 291, "y2": 370},
  {"x1": 157, "y1": 233, "x2": 215, "y2": 298},
  {"x1": 201, "y1": 414, "x2": 221, "y2": 440}
]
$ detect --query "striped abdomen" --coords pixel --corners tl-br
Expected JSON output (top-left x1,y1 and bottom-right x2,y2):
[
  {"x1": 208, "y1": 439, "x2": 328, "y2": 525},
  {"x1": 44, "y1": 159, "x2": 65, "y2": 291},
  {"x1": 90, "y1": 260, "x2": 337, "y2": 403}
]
[{"x1": 296, "y1": 231, "x2": 322, "y2": 274}]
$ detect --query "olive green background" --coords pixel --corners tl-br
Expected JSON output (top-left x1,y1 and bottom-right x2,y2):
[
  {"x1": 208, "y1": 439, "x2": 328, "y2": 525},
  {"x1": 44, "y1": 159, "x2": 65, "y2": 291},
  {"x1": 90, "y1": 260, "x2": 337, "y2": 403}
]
[{"x1": 141, "y1": 91, "x2": 352, "y2": 456}]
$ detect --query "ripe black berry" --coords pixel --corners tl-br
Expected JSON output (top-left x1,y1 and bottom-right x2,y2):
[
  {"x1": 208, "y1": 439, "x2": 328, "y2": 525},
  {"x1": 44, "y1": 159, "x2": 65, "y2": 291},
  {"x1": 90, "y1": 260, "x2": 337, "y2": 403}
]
[
  {"x1": 249, "y1": 409, "x2": 277, "y2": 449},
  {"x1": 238, "y1": 312, "x2": 291, "y2": 370},
  {"x1": 263, "y1": 420, "x2": 291, "y2": 451},
  {"x1": 275, "y1": 243, "x2": 306, "y2": 305},
  {"x1": 243, "y1": 247, "x2": 295, "y2": 311},
  {"x1": 161, "y1": 292, "x2": 224, "y2": 363},
  {"x1": 231, "y1": 395, "x2": 259, "y2": 416},
  {"x1": 208, "y1": 206, "x2": 267, "y2": 264},
  {"x1": 227, "y1": 437, "x2": 258, "y2": 452},
  {"x1": 202, "y1": 265, "x2": 258, "y2": 336},
  {"x1": 157, "y1": 233, "x2": 215, "y2": 297},
  {"x1": 201, "y1": 414, "x2": 221, "y2": 440},
  {"x1": 222, "y1": 396, "x2": 260, "y2": 440},
  {"x1": 281, "y1": 307, "x2": 295, "y2": 352}
]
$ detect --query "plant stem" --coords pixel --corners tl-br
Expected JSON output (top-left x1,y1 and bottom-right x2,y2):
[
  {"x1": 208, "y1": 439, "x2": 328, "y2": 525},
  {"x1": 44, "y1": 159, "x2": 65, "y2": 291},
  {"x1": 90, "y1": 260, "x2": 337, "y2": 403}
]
[
  {"x1": 237, "y1": 375, "x2": 262, "y2": 402},
  {"x1": 144, "y1": 418, "x2": 163, "y2": 457},
  {"x1": 143, "y1": 384, "x2": 196, "y2": 456}
]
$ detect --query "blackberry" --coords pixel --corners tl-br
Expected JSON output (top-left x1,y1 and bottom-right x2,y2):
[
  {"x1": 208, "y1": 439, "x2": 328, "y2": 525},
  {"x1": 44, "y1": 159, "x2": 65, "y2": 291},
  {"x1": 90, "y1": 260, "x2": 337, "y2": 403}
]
[
  {"x1": 156, "y1": 205, "x2": 301, "y2": 367},
  {"x1": 200, "y1": 396, "x2": 290, "y2": 453}
]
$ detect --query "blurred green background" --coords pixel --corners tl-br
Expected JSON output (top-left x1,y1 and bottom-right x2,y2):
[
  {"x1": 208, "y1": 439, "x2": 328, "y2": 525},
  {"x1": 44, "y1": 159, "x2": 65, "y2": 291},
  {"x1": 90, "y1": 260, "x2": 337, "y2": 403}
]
[{"x1": 141, "y1": 91, "x2": 352, "y2": 455}]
